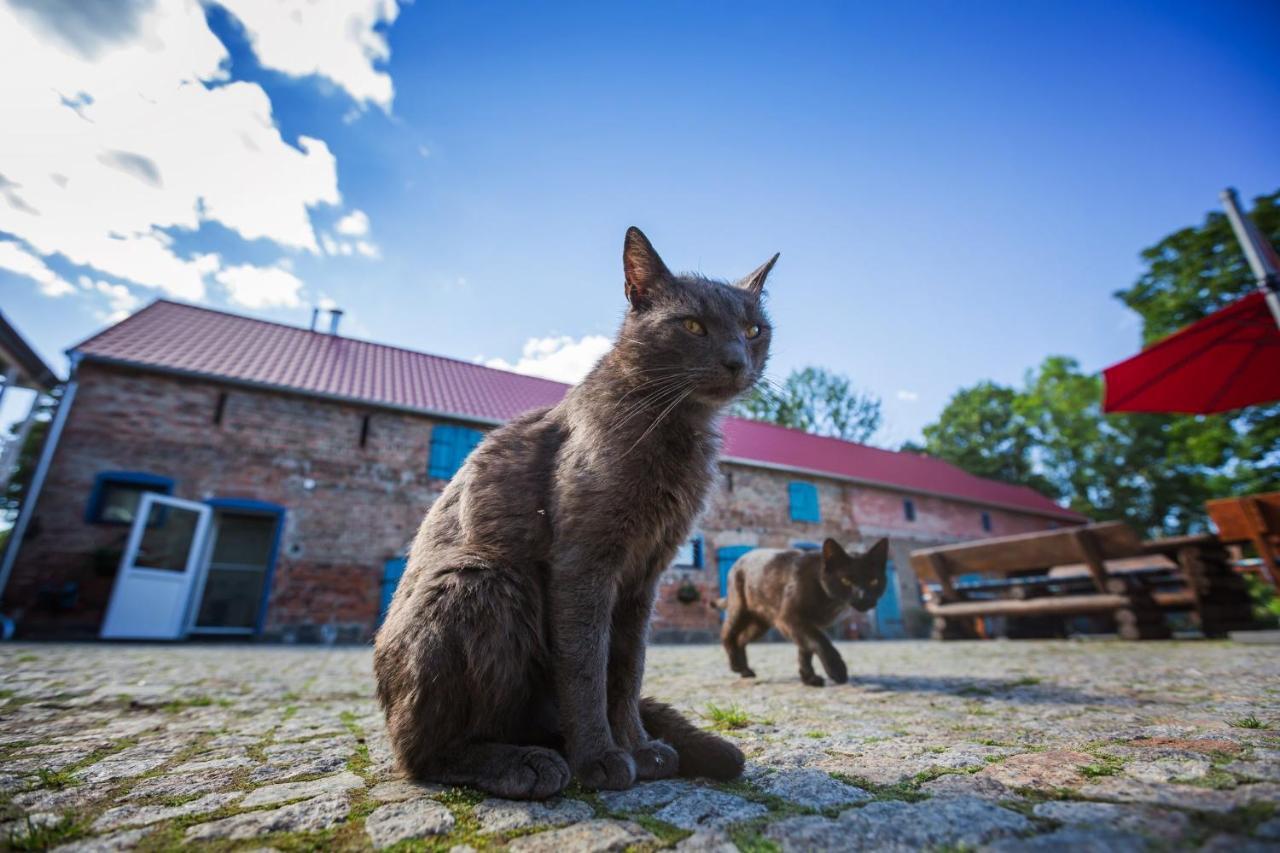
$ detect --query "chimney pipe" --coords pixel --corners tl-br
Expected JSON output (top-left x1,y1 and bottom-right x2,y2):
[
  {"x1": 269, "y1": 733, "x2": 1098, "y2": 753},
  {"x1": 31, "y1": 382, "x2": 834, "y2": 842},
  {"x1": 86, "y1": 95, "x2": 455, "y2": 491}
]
[
  {"x1": 310, "y1": 307, "x2": 320, "y2": 332},
  {"x1": 328, "y1": 308, "x2": 344, "y2": 336}
]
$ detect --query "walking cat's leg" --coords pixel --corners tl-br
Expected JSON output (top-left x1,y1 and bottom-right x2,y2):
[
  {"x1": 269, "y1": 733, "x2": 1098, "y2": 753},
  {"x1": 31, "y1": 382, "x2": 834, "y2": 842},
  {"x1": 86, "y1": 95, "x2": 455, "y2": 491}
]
[
  {"x1": 721, "y1": 569, "x2": 760, "y2": 677},
  {"x1": 721, "y1": 605, "x2": 756, "y2": 677},
  {"x1": 726, "y1": 618, "x2": 770, "y2": 678},
  {"x1": 608, "y1": 581, "x2": 678, "y2": 780},
  {"x1": 806, "y1": 629, "x2": 849, "y2": 685},
  {"x1": 796, "y1": 645, "x2": 826, "y2": 687},
  {"x1": 549, "y1": 551, "x2": 636, "y2": 791},
  {"x1": 375, "y1": 567, "x2": 570, "y2": 800}
]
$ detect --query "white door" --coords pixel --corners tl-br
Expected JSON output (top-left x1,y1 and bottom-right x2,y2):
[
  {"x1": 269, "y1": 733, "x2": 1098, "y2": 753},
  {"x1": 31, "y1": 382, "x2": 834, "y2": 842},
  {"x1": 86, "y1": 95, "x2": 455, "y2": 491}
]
[{"x1": 100, "y1": 493, "x2": 213, "y2": 640}]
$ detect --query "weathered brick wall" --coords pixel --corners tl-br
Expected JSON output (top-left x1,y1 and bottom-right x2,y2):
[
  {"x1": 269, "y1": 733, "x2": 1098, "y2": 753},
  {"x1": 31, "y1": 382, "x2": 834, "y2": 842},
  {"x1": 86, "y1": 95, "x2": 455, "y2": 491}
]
[
  {"x1": 5, "y1": 362, "x2": 445, "y2": 641},
  {"x1": 6, "y1": 363, "x2": 1072, "y2": 643}
]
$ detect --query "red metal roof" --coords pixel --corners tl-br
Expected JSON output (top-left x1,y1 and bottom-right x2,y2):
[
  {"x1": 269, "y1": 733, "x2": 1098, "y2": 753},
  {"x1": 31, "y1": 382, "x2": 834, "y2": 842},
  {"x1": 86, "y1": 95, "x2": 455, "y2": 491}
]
[{"x1": 73, "y1": 300, "x2": 1083, "y2": 521}]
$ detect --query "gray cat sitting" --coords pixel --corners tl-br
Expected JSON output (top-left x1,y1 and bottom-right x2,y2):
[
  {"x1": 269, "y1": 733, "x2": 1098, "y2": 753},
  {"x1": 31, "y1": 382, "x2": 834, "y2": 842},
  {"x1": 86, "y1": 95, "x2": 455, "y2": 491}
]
[{"x1": 374, "y1": 228, "x2": 778, "y2": 799}]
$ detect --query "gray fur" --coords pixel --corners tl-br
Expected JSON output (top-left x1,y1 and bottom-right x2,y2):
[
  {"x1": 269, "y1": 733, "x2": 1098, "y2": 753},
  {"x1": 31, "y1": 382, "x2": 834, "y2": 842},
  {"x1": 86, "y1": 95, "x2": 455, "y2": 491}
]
[{"x1": 374, "y1": 227, "x2": 775, "y2": 798}]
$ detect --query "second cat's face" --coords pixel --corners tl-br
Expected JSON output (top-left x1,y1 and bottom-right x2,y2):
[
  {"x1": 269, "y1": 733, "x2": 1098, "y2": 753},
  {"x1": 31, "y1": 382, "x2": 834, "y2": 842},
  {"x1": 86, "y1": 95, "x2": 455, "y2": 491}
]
[
  {"x1": 820, "y1": 538, "x2": 890, "y2": 612},
  {"x1": 618, "y1": 228, "x2": 776, "y2": 405}
]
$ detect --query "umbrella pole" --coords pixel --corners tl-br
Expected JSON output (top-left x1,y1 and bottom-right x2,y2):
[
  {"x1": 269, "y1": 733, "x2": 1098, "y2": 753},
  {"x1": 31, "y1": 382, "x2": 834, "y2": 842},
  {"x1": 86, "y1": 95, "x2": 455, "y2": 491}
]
[{"x1": 1221, "y1": 188, "x2": 1280, "y2": 331}]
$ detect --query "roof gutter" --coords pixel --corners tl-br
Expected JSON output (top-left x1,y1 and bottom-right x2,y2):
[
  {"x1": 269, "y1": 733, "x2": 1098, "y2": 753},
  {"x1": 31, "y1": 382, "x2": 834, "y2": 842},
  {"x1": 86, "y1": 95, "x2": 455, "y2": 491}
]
[
  {"x1": 0, "y1": 356, "x2": 79, "y2": 619},
  {"x1": 73, "y1": 353, "x2": 1084, "y2": 524}
]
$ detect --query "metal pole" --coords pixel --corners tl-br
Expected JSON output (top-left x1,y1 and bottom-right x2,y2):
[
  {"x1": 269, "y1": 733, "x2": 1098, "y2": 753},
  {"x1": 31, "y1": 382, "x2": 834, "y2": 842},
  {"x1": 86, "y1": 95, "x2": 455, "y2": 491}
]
[{"x1": 1220, "y1": 188, "x2": 1280, "y2": 330}]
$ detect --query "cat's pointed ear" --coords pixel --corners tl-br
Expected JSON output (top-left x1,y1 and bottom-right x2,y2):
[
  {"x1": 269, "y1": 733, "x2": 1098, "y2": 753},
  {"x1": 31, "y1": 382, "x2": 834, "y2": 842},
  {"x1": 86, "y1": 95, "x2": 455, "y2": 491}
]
[
  {"x1": 623, "y1": 227, "x2": 672, "y2": 307},
  {"x1": 737, "y1": 253, "x2": 780, "y2": 296},
  {"x1": 821, "y1": 538, "x2": 847, "y2": 564},
  {"x1": 859, "y1": 538, "x2": 890, "y2": 573}
]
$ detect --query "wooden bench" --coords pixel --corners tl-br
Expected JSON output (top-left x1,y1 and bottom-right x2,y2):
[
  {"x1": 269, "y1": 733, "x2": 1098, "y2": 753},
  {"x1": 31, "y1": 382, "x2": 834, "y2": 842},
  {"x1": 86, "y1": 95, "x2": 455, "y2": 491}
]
[
  {"x1": 910, "y1": 522, "x2": 1253, "y2": 640},
  {"x1": 1207, "y1": 492, "x2": 1280, "y2": 589}
]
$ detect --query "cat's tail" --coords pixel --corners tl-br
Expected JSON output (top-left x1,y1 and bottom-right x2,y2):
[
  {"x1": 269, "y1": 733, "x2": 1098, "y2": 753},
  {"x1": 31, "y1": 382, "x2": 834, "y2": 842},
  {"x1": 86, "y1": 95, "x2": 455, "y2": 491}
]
[{"x1": 639, "y1": 697, "x2": 744, "y2": 781}]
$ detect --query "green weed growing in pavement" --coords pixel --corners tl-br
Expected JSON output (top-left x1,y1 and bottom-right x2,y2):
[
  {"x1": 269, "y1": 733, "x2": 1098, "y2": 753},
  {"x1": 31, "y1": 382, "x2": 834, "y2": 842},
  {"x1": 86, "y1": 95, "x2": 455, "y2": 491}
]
[
  {"x1": 703, "y1": 703, "x2": 755, "y2": 731},
  {"x1": 1228, "y1": 715, "x2": 1268, "y2": 729},
  {"x1": 33, "y1": 767, "x2": 76, "y2": 790}
]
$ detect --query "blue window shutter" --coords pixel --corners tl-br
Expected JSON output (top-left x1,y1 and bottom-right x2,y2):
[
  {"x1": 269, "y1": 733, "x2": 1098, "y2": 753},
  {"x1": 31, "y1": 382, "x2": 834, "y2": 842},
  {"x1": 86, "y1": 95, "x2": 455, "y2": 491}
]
[
  {"x1": 788, "y1": 482, "x2": 820, "y2": 523},
  {"x1": 428, "y1": 425, "x2": 485, "y2": 479}
]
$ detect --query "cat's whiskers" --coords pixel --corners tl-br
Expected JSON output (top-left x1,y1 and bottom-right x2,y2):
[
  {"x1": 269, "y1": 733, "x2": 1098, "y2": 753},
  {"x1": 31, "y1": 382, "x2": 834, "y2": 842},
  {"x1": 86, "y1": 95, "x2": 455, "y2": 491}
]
[
  {"x1": 609, "y1": 378, "x2": 698, "y2": 432},
  {"x1": 607, "y1": 366, "x2": 711, "y2": 418},
  {"x1": 621, "y1": 386, "x2": 697, "y2": 458}
]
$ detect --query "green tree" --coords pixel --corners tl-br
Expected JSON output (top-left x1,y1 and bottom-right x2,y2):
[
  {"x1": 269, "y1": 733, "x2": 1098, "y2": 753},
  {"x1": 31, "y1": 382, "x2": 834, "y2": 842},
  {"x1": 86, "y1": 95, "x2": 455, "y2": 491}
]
[
  {"x1": 1114, "y1": 188, "x2": 1280, "y2": 507},
  {"x1": 917, "y1": 190, "x2": 1279, "y2": 535},
  {"x1": 734, "y1": 366, "x2": 882, "y2": 443},
  {"x1": 1116, "y1": 190, "x2": 1280, "y2": 344},
  {"x1": 1, "y1": 390, "x2": 57, "y2": 527},
  {"x1": 918, "y1": 381, "x2": 1053, "y2": 495}
]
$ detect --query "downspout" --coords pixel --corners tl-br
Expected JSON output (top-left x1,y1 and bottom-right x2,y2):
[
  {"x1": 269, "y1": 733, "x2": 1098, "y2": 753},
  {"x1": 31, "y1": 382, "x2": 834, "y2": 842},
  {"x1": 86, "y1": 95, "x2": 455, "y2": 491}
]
[{"x1": 0, "y1": 353, "x2": 80, "y2": 634}]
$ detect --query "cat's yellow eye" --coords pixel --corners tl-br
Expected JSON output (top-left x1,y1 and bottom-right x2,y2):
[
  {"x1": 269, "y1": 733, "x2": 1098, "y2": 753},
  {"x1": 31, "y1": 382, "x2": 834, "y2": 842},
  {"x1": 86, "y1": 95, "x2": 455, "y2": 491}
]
[
  {"x1": 842, "y1": 578, "x2": 853, "y2": 587},
  {"x1": 745, "y1": 324, "x2": 762, "y2": 339},
  {"x1": 683, "y1": 318, "x2": 706, "y2": 336}
]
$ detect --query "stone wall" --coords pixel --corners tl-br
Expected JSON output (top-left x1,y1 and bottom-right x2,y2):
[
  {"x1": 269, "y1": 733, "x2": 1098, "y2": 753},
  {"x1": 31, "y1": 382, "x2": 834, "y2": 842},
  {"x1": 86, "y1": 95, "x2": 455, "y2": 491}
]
[{"x1": 5, "y1": 363, "x2": 1071, "y2": 642}]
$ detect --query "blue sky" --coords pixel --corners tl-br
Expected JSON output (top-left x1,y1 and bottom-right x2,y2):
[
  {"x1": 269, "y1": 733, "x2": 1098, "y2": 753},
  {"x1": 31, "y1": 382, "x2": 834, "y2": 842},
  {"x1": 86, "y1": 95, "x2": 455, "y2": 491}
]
[{"x1": 2, "y1": 0, "x2": 1278, "y2": 445}]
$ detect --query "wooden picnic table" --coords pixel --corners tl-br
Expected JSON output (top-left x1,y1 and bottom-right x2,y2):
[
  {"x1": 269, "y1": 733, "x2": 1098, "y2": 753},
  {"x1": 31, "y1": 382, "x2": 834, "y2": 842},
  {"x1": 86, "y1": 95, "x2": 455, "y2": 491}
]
[
  {"x1": 1207, "y1": 492, "x2": 1280, "y2": 589},
  {"x1": 911, "y1": 522, "x2": 1254, "y2": 640}
]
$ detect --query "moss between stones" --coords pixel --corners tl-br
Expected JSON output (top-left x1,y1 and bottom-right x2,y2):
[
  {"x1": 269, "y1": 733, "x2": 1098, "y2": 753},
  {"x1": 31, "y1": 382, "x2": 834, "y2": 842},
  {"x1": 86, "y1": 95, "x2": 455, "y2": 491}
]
[
  {"x1": 1187, "y1": 801, "x2": 1277, "y2": 842},
  {"x1": 5, "y1": 813, "x2": 91, "y2": 851},
  {"x1": 829, "y1": 772, "x2": 929, "y2": 803},
  {"x1": 727, "y1": 820, "x2": 782, "y2": 853}
]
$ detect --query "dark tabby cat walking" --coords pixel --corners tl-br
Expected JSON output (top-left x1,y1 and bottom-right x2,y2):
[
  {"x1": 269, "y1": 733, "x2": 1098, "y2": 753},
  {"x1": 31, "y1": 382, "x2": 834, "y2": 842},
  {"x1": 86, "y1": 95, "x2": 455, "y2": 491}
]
[
  {"x1": 374, "y1": 228, "x2": 778, "y2": 798},
  {"x1": 721, "y1": 538, "x2": 889, "y2": 686}
]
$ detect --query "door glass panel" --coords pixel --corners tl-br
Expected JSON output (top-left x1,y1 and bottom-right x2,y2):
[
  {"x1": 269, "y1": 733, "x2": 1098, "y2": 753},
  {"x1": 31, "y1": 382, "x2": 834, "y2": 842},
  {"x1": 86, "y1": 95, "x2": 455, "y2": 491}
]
[
  {"x1": 133, "y1": 504, "x2": 201, "y2": 572},
  {"x1": 195, "y1": 511, "x2": 277, "y2": 630},
  {"x1": 210, "y1": 513, "x2": 276, "y2": 567},
  {"x1": 195, "y1": 568, "x2": 266, "y2": 629}
]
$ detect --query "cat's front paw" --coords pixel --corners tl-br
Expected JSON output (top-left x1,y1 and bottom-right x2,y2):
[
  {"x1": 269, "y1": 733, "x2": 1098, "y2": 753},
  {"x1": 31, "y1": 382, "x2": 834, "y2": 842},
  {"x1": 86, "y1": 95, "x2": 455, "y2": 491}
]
[
  {"x1": 800, "y1": 673, "x2": 826, "y2": 687},
  {"x1": 574, "y1": 747, "x2": 637, "y2": 790},
  {"x1": 633, "y1": 739, "x2": 679, "y2": 780},
  {"x1": 738, "y1": 668, "x2": 756, "y2": 679}
]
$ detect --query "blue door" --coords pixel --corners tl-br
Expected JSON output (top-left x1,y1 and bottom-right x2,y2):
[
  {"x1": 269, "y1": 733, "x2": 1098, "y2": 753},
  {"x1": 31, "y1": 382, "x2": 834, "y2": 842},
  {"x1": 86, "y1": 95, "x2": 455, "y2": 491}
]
[
  {"x1": 717, "y1": 546, "x2": 754, "y2": 597},
  {"x1": 716, "y1": 547, "x2": 754, "y2": 621},
  {"x1": 874, "y1": 559, "x2": 906, "y2": 638},
  {"x1": 379, "y1": 558, "x2": 407, "y2": 625}
]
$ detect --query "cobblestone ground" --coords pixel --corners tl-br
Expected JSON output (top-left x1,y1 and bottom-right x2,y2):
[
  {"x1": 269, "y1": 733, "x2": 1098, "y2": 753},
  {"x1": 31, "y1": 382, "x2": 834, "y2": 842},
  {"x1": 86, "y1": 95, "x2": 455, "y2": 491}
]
[{"x1": 2, "y1": 640, "x2": 1278, "y2": 852}]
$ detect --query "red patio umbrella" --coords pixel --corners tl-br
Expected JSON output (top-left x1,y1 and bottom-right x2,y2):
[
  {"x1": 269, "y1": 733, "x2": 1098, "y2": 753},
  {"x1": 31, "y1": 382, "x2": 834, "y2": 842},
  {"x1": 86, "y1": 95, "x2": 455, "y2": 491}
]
[
  {"x1": 1103, "y1": 290, "x2": 1280, "y2": 413},
  {"x1": 1103, "y1": 189, "x2": 1280, "y2": 415}
]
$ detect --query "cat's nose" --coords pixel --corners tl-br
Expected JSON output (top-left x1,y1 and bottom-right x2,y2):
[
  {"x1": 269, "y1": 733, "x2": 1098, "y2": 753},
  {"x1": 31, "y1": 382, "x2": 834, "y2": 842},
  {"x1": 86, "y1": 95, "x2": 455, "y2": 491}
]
[{"x1": 722, "y1": 356, "x2": 746, "y2": 377}]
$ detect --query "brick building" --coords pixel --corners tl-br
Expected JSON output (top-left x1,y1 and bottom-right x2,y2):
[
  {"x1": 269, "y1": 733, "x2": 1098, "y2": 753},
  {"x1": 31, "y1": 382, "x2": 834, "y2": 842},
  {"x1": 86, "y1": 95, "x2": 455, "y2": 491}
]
[{"x1": 0, "y1": 301, "x2": 1083, "y2": 642}]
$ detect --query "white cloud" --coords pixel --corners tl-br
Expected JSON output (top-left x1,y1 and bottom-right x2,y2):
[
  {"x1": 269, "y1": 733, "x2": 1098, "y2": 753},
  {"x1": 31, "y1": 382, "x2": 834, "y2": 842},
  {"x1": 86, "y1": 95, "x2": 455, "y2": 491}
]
[
  {"x1": 485, "y1": 335, "x2": 613, "y2": 384},
  {"x1": 215, "y1": 0, "x2": 400, "y2": 111},
  {"x1": 0, "y1": 240, "x2": 75, "y2": 297},
  {"x1": 335, "y1": 209, "x2": 370, "y2": 236},
  {"x1": 0, "y1": 0, "x2": 396, "y2": 310},
  {"x1": 77, "y1": 275, "x2": 142, "y2": 316},
  {"x1": 215, "y1": 264, "x2": 304, "y2": 308},
  {"x1": 321, "y1": 209, "x2": 380, "y2": 258},
  {"x1": 896, "y1": 390, "x2": 920, "y2": 402}
]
